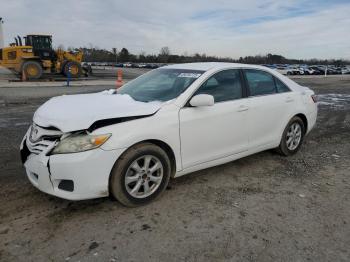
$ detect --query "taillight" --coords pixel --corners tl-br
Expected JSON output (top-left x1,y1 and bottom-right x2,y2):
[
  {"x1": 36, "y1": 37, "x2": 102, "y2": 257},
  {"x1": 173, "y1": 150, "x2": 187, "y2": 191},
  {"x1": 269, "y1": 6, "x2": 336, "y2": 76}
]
[{"x1": 311, "y1": 95, "x2": 317, "y2": 103}]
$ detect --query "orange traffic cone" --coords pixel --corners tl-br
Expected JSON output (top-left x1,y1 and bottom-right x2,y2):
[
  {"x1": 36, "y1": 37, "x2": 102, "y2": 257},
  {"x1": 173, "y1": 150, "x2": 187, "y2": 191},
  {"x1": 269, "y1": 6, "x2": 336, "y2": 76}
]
[
  {"x1": 22, "y1": 70, "x2": 27, "y2": 82},
  {"x1": 116, "y1": 69, "x2": 123, "y2": 89}
]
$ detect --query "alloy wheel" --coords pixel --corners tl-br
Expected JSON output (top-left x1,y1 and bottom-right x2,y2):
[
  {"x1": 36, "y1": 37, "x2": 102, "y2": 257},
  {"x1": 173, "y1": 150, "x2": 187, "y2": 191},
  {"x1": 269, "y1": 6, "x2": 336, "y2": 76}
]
[
  {"x1": 286, "y1": 122, "x2": 302, "y2": 151},
  {"x1": 124, "y1": 155, "x2": 164, "y2": 198}
]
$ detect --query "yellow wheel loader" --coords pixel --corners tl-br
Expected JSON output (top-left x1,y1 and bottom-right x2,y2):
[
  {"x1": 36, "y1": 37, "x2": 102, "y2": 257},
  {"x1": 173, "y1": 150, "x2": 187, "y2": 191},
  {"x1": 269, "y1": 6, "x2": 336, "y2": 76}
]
[{"x1": 0, "y1": 34, "x2": 88, "y2": 80}]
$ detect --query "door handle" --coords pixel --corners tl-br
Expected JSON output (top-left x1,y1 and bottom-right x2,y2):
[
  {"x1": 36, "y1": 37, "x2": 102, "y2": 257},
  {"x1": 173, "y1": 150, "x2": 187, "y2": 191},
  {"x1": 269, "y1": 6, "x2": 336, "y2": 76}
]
[
  {"x1": 285, "y1": 97, "x2": 294, "y2": 103},
  {"x1": 237, "y1": 105, "x2": 249, "y2": 112}
]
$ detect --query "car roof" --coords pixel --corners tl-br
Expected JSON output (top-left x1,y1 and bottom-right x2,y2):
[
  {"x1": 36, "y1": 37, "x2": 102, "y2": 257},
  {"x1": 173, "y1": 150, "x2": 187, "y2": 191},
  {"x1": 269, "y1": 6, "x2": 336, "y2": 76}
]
[
  {"x1": 164, "y1": 62, "x2": 304, "y2": 93},
  {"x1": 26, "y1": 34, "x2": 52, "y2": 36},
  {"x1": 163, "y1": 62, "x2": 266, "y2": 71}
]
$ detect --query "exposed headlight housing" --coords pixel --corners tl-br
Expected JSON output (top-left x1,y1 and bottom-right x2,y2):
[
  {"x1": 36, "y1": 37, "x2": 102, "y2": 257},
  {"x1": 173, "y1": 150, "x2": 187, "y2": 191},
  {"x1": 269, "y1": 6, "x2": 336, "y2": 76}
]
[{"x1": 51, "y1": 133, "x2": 111, "y2": 154}]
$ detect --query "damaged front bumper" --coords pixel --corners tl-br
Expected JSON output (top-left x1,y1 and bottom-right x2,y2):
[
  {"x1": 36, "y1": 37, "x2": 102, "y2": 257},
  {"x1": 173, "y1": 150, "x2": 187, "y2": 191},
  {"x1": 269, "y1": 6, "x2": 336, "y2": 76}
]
[{"x1": 20, "y1": 129, "x2": 124, "y2": 201}]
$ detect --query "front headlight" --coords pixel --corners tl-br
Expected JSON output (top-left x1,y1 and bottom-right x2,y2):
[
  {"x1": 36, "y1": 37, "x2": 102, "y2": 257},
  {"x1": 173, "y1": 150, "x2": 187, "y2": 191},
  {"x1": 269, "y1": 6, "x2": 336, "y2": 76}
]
[{"x1": 51, "y1": 133, "x2": 111, "y2": 154}]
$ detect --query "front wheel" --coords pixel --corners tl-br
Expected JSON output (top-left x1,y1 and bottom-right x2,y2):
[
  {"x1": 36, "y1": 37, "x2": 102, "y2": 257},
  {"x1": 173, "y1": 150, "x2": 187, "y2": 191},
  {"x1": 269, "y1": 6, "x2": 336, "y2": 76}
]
[
  {"x1": 110, "y1": 143, "x2": 171, "y2": 207},
  {"x1": 63, "y1": 61, "x2": 82, "y2": 78},
  {"x1": 277, "y1": 116, "x2": 305, "y2": 156}
]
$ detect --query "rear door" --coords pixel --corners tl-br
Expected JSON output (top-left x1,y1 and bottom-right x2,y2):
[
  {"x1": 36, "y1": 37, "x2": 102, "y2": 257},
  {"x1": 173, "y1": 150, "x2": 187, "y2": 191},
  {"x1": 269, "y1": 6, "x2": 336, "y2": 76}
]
[
  {"x1": 179, "y1": 69, "x2": 249, "y2": 169},
  {"x1": 243, "y1": 69, "x2": 296, "y2": 148}
]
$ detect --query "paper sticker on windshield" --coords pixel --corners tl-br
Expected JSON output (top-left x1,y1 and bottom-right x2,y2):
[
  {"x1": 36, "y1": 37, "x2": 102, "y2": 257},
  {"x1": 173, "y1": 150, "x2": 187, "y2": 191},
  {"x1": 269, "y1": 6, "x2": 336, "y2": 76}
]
[{"x1": 178, "y1": 73, "x2": 201, "y2": 78}]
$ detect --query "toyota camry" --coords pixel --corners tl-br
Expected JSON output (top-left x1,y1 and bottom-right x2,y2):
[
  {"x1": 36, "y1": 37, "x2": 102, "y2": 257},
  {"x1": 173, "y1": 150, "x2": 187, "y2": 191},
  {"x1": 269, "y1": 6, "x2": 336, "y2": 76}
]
[{"x1": 20, "y1": 63, "x2": 318, "y2": 206}]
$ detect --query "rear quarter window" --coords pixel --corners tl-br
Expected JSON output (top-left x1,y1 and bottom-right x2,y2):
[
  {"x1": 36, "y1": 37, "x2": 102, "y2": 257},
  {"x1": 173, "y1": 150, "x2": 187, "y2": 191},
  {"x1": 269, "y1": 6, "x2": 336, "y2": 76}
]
[{"x1": 275, "y1": 77, "x2": 291, "y2": 93}]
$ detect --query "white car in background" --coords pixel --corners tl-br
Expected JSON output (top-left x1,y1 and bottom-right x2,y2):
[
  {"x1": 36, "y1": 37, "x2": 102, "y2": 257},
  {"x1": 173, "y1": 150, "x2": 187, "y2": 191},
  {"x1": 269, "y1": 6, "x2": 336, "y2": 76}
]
[
  {"x1": 301, "y1": 67, "x2": 315, "y2": 75},
  {"x1": 342, "y1": 67, "x2": 350, "y2": 74},
  {"x1": 276, "y1": 66, "x2": 304, "y2": 76},
  {"x1": 275, "y1": 66, "x2": 291, "y2": 75},
  {"x1": 20, "y1": 63, "x2": 318, "y2": 206}
]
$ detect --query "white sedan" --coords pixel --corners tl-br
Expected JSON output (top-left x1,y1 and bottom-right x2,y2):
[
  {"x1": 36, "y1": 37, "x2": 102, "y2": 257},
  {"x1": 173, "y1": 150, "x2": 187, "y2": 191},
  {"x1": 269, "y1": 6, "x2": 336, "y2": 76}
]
[{"x1": 20, "y1": 63, "x2": 317, "y2": 206}]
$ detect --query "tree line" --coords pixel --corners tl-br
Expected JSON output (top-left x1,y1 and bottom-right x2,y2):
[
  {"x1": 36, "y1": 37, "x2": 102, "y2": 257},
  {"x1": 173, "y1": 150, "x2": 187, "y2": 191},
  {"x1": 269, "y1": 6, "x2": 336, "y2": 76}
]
[{"x1": 72, "y1": 46, "x2": 349, "y2": 66}]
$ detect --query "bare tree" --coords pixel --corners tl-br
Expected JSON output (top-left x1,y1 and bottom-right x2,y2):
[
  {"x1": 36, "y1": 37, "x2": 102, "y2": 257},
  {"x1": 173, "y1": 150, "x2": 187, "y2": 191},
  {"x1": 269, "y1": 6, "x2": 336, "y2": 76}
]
[
  {"x1": 119, "y1": 48, "x2": 130, "y2": 62},
  {"x1": 160, "y1": 46, "x2": 170, "y2": 56},
  {"x1": 159, "y1": 46, "x2": 171, "y2": 63}
]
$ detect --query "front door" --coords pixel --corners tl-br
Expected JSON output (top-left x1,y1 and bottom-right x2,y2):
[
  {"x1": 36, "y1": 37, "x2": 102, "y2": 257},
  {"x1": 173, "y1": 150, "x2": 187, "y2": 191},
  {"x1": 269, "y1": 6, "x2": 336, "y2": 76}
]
[{"x1": 179, "y1": 69, "x2": 249, "y2": 169}]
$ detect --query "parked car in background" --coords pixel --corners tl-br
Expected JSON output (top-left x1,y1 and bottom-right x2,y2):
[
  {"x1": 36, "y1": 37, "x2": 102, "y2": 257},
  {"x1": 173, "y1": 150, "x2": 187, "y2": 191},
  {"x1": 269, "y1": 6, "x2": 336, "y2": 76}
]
[
  {"x1": 309, "y1": 66, "x2": 323, "y2": 75},
  {"x1": 21, "y1": 62, "x2": 318, "y2": 206},
  {"x1": 300, "y1": 67, "x2": 315, "y2": 75},
  {"x1": 276, "y1": 66, "x2": 292, "y2": 75},
  {"x1": 145, "y1": 64, "x2": 159, "y2": 69},
  {"x1": 334, "y1": 67, "x2": 343, "y2": 75},
  {"x1": 136, "y1": 64, "x2": 147, "y2": 68},
  {"x1": 342, "y1": 67, "x2": 350, "y2": 74},
  {"x1": 286, "y1": 66, "x2": 305, "y2": 75}
]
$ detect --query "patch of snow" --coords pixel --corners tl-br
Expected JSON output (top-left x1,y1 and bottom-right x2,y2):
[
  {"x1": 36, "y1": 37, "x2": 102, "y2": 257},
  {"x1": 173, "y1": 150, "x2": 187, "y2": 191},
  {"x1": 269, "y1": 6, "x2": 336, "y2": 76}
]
[
  {"x1": 101, "y1": 89, "x2": 117, "y2": 95},
  {"x1": 316, "y1": 93, "x2": 350, "y2": 110}
]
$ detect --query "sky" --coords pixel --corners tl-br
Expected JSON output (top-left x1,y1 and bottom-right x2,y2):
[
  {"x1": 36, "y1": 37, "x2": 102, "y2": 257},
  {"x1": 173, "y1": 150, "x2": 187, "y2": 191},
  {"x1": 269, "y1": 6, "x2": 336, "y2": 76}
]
[{"x1": 1, "y1": 0, "x2": 350, "y2": 59}]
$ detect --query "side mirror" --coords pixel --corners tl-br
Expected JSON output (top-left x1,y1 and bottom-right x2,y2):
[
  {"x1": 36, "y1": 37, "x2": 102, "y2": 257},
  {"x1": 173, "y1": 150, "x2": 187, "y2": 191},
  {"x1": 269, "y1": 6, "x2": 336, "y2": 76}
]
[{"x1": 189, "y1": 94, "x2": 214, "y2": 107}]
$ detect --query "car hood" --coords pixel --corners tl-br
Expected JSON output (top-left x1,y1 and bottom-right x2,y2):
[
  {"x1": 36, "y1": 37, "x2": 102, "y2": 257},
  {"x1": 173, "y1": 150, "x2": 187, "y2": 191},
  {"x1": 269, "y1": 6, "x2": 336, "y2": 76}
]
[{"x1": 33, "y1": 91, "x2": 163, "y2": 132}]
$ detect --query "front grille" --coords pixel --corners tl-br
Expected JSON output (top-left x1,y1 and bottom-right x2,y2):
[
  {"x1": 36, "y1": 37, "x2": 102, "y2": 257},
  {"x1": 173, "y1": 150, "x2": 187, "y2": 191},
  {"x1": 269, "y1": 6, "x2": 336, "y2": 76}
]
[
  {"x1": 26, "y1": 124, "x2": 62, "y2": 155},
  {"x1": 27, "y1": 139, "x2": 55, "y2": 155}
]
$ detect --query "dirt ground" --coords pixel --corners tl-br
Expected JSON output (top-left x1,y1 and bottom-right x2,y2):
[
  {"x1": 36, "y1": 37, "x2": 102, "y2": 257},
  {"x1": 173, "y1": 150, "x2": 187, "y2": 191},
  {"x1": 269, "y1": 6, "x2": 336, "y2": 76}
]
[{"x1": 0, "y1": 74, "x2": 349, "y2": 262}]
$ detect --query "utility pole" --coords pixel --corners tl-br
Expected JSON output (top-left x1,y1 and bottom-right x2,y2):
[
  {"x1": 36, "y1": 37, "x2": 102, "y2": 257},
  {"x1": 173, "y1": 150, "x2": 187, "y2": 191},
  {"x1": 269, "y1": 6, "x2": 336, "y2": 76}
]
[
  {"x1": 112, "y1": 48, "x2": 118, "y2": 64},
  {"x1": 0, "y1": 18, "x2": 4, "y2": 48}
]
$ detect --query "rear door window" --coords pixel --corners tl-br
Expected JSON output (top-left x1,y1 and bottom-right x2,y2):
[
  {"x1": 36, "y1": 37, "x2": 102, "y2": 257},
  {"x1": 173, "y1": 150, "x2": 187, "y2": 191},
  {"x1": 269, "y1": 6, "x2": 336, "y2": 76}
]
[{"x1": 244, "y1": 69, "x2": 276, "y2": 96}]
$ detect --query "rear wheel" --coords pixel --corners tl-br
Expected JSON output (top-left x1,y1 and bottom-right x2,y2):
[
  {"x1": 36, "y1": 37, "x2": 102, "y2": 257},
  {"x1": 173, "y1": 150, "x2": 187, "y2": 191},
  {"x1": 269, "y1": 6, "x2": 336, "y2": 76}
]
[
  {"x1": 277, "y1": 116, "x2": 305, "y2": 156},
  {"x1": 22, "y1": 61, "x2": 43, "y2": 80},
  {"x1": 63, "y1": 61, "x2": 82, "y2": 78},
  {"x1": 110, "y1": 143, "x2": 171, "y2": 207}
]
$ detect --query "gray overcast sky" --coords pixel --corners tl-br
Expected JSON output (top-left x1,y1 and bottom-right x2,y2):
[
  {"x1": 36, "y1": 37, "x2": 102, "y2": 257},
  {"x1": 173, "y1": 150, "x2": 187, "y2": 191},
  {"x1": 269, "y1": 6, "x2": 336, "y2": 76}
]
[{"x1": 1, "y1": 0, "x2": 350, "y2": 59}]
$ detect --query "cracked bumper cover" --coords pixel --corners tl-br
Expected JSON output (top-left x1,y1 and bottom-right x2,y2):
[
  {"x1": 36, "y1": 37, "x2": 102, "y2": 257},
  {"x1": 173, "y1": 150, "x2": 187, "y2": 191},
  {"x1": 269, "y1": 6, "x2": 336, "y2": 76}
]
[{"x1": 21, "y1": 136, "x2": 124, "y2": 200}]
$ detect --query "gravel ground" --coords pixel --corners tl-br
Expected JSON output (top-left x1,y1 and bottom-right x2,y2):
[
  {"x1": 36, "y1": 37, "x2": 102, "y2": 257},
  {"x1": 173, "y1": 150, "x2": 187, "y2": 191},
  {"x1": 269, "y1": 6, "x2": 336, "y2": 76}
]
[{"x1": 0, "y1": 75, "x2": 349, "y2": 262}]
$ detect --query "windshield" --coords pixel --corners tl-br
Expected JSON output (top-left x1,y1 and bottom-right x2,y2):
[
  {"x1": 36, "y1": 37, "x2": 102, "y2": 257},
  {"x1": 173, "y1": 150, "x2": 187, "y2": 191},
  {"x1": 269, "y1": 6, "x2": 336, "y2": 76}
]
[{"x1": 118, "y1": 68, "x2": 204, "y2": 102}]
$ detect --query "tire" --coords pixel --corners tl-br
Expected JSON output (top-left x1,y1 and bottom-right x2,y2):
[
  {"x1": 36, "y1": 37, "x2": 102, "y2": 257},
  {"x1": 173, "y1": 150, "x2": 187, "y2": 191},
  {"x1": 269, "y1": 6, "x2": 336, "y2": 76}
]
[
  {"x1": 63, "y1": 61, "x2": 82, "y2": 78},
  {"x1": 110, "y1": 143, "x2": 171, "y2": 207},
  {"x1": 22, "y1": 61, "x2": 43, "y2": 79},
  {"x1": 277, "y1": 116, "x2": 305, "y2": 156},
  {"x1": 60, "y1": 60, "x2": 68, "y2": 74}
]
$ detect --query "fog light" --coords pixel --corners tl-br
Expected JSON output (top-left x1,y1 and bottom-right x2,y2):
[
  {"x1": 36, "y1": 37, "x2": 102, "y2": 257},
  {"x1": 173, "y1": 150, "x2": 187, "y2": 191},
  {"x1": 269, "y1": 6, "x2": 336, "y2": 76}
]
[{"x1": 58, "y1": 180, "x2": 74, "y2": 192}]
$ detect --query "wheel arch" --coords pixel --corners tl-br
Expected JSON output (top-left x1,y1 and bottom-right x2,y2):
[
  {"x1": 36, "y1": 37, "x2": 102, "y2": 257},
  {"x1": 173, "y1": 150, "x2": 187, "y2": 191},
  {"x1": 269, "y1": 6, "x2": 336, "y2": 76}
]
[
  {"x1": 294, "y1": 113, "x2": 308, "y2": 133},
  {"x1": 131, "y1": 139, "x2": 177, "y2": 178},
  {"x1": 109, "y1": 139, "x2": 177, "y2": 183},
  {"x1": 20, "y1": 58, "x2": 42, "y2": 69},
  {"x1": 107, "y1": 139, "x2": 177, "y2": 202},
  {"x1": 277, "y1": 112, "x2": 309, "y2": 147}
]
